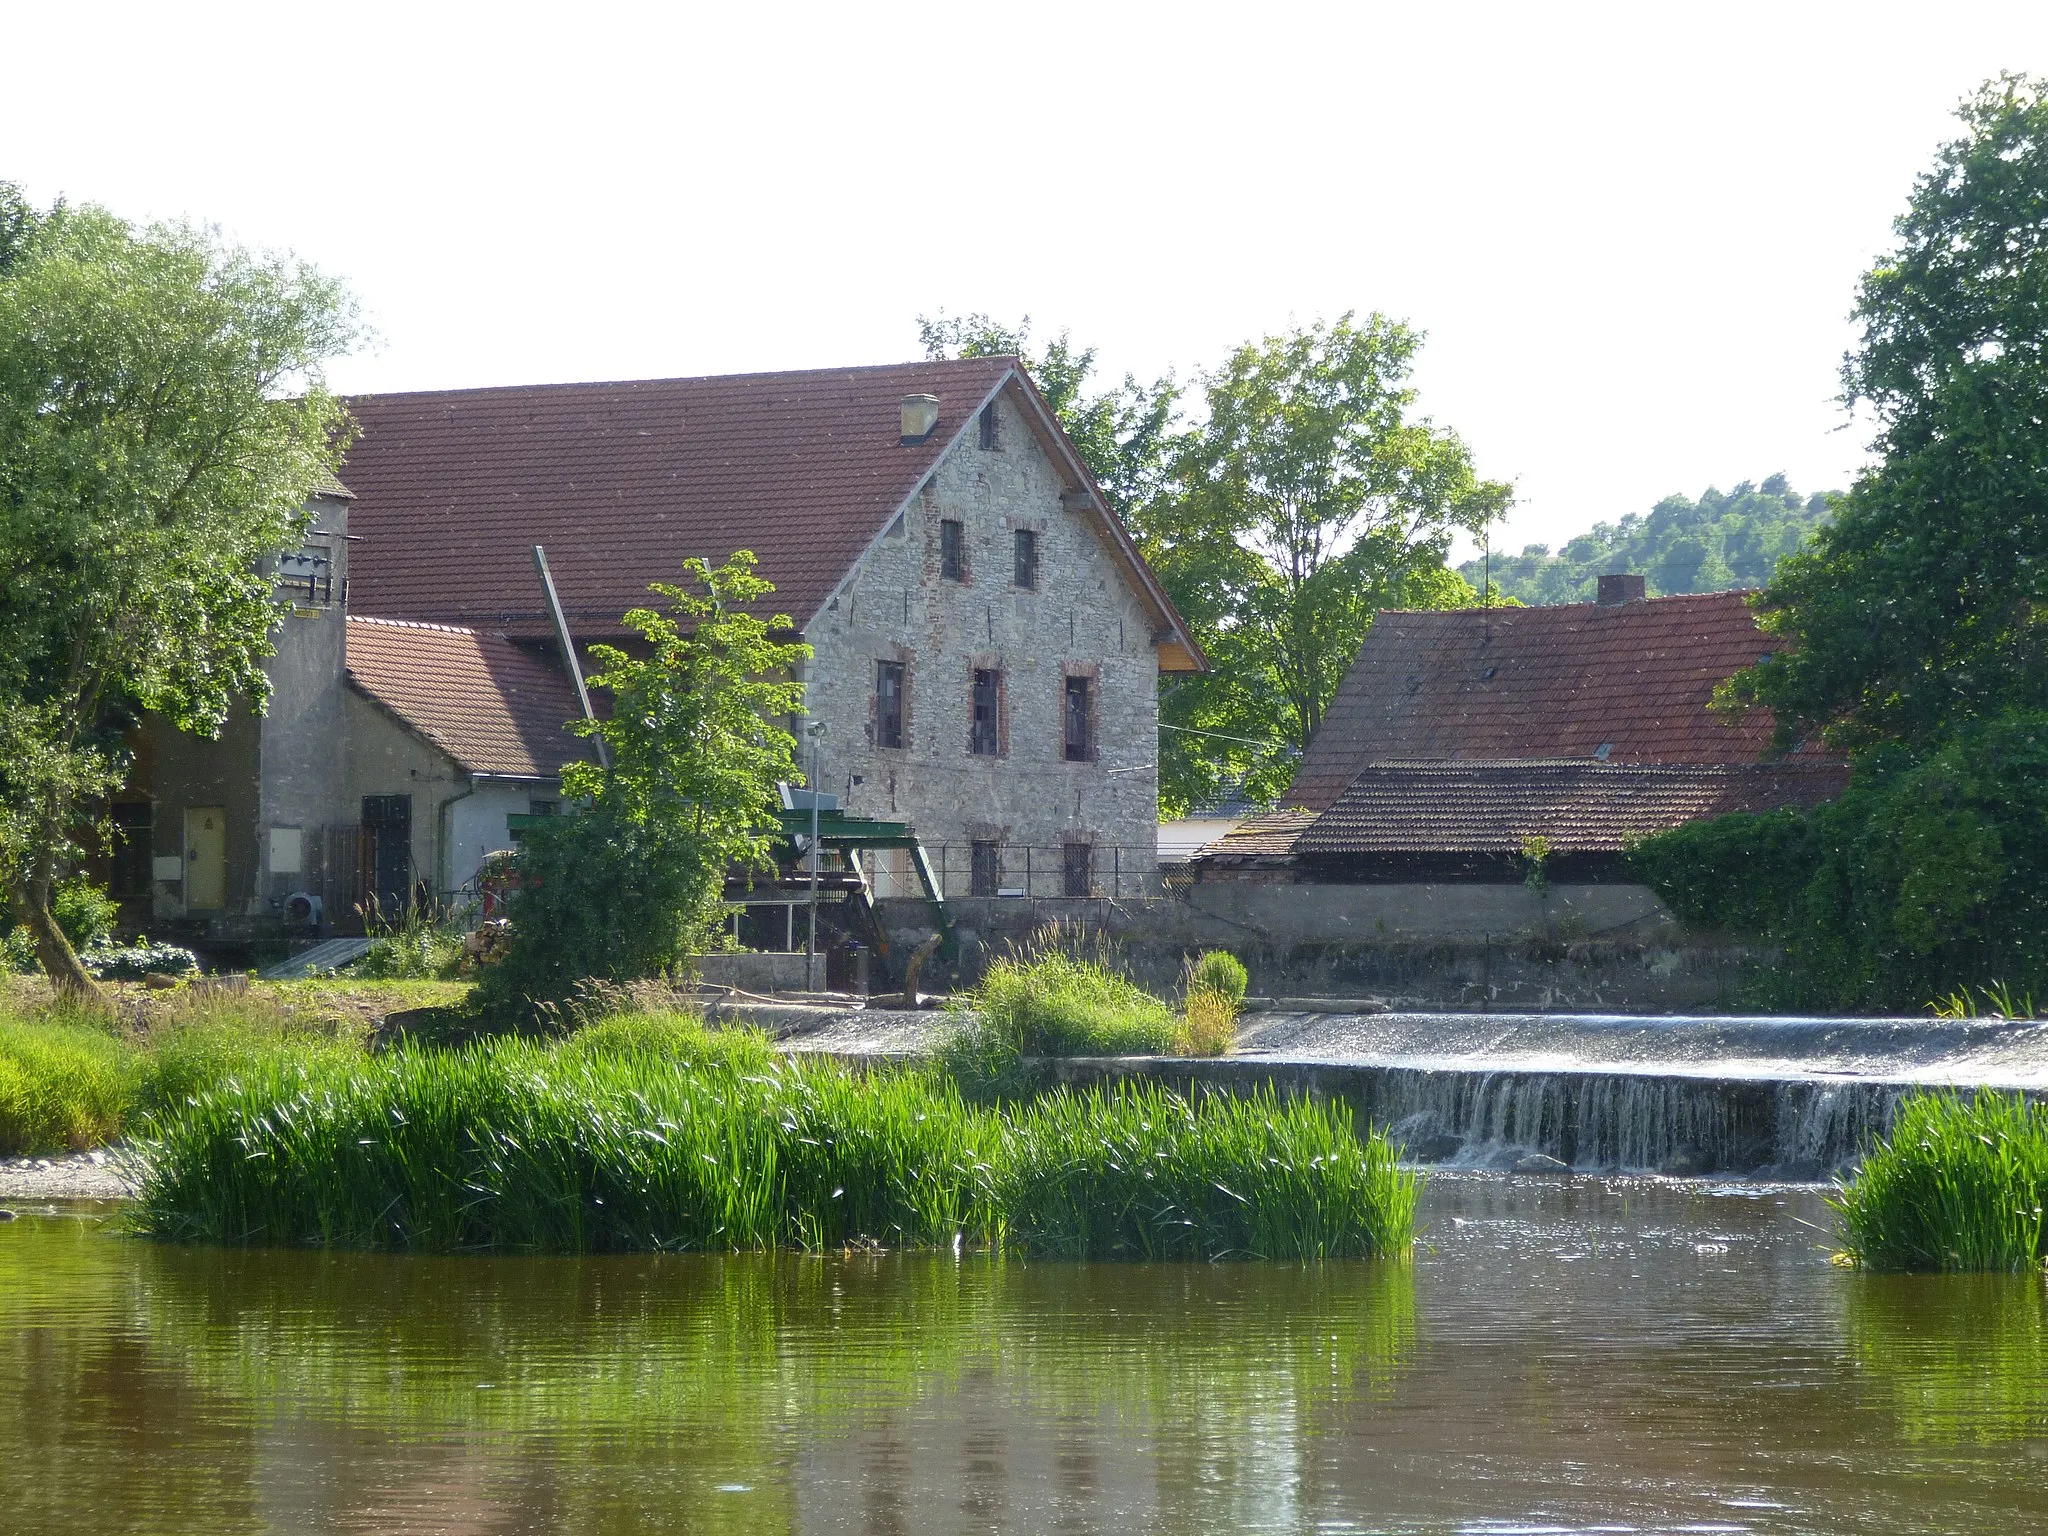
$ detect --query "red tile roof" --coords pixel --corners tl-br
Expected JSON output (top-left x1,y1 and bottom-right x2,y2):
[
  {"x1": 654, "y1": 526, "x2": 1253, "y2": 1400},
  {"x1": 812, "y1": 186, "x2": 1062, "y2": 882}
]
[
  {"x1": 1286, "y1": 591, "x2": 1801, "y2": 810},
  {"x1": 1293, "y1": 759, "x2": 1848, "y2": 857},
  {"x1": 346, "y1": 616, "x2": 587, "y2": 779},
  {"x1": 1196, "y1": 809, "x2": 1318, "y2": 862},
  {"x1": 334, "y1": 358, "x2": 1200, "y2": 670}
]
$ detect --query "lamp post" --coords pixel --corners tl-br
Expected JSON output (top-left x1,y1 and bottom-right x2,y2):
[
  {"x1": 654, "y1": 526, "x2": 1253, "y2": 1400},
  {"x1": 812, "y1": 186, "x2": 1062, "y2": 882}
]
[{"x1": 804, "y1": 721, "x2": 824, "y2": 993}]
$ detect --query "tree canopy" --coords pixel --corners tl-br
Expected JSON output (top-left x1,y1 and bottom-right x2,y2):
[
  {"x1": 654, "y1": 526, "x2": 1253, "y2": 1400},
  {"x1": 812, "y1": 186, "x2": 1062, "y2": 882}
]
[
  {"x1": 1634, "y1": 77, "x2": 2048, "y2": 1010},
  {"x1": 0, "y1": 185, "x2": 356, "y2": 994},
  {"x1": 479, "y1": 553, "x2": 808, "y2": 1016},
  {"x1": 1460, "y1": 476, "x2": 1835, "y2": 606},
  {"x1": 1723, "y1": 74, "x2": 2048, "y2": 755}
]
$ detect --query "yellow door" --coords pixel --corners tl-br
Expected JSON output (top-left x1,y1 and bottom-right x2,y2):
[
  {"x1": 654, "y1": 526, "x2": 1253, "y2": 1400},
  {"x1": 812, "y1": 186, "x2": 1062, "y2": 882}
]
[{"x1": 184, "y1": 806, "x2": 226, "y2": 910}]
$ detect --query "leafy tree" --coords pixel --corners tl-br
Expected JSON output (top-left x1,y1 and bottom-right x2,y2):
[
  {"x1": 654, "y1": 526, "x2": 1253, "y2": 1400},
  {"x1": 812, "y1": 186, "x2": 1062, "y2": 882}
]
[
  {"x1": 1143, "y1": 314, "x2": 1511, "y2": 812},
  {"x1": 479, "y1": 553, "x2": 809, "y2": 1016},
  {"x1": 0, "y1": 185, "x2": 355, "y2": 996},
  {"x1": 1724, "y1": 75, "x2": 2048, "y2": 754},
  {"x1": 917, "y1": 311, "x2": 1180, "y2": 519},
  {"x1": 1460, "y1": 476, "x2": 1836, "y2": 606},
  {"x1": 1632, "y1": 78, "x2": 2048, "y2": 1010}
]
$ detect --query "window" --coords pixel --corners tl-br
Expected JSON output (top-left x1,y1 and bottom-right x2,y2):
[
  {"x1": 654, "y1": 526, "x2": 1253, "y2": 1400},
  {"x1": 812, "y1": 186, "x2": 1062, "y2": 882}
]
[
  {"x1": 940, "y1": 518, "x2": 966, "y2": 581},
  {"x1": 970, "y1": 668, "x2": 1002, "y2": 756},
  {"x1": 978, "y1": 403, "x2": 999, "y2": 450},
  {"x1": 1062, "y1": 842, "x2": 1093, "y2": 898},
  {"x1": 970, "y1": 839, "x2": 1001, "y2": 897},
  {"x1": 1063, "y1": 675, "x2": 1095, "y2": 762},
  {"x1": 875, "y1": 659, "x2": 906, "y2": 749},
  {"x1": 108, "y1": 803, "x2": 152, "y2": 898},
  {"x1": 1013, "y1": 528, "x2": 1038, "y2": 590}
]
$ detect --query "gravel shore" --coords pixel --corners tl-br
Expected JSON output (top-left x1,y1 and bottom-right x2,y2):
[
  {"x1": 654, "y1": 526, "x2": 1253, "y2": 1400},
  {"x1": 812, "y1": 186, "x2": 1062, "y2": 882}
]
[{"x1": 0, "y1": 1151, "x2": 140, "y2": 1203}]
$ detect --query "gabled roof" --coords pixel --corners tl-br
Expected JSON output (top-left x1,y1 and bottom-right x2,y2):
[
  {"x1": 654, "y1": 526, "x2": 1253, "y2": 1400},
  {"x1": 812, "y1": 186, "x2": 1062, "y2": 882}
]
[
  {"x1": 335, "y1": 358, "x2": 1202, "y2": 667},
  {"x1": 345, "y1": 616, "x2": 585, "y2": 780},
  {"x1": 1286, "y1": 591, "x2": 1794, "y2": 810},
  {"x1": 1293, "y1": 759, "x2": 1848, "y2": 857}
]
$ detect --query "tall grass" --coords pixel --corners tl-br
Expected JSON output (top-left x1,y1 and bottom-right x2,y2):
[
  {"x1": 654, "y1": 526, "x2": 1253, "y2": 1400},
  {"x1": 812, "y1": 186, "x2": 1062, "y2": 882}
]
[
  {"x1": 132, "y1": 1033, "x2": 1418, "y2": 1260},
  {"x1": 1832, "y1": 1091, "x2": 2048, "y2": 1271},
  {"x1": 0, "y1": 1011, "x2": 130, "y2": 1154}
]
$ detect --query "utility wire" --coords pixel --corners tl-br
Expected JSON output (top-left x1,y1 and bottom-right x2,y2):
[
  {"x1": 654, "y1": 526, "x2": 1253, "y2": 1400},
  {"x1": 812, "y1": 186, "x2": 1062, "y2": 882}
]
[{"x1": 1158, "y1": 721, "x2": 1295, "y2": 750}]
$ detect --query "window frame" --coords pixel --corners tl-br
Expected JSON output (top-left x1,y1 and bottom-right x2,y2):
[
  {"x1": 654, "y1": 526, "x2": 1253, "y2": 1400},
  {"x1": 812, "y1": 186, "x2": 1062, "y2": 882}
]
[
  {"x1": 875, "y1": 658, "x2": 907, "y2": 749},
  {"x1": 970, "y1": 667, "x2": 1002, "y2": 757},
  {"x1": 978, "y1": 403, "x2": 999, "y2": 450},
  {"x1": 1062, "y1": 841, "x2": 1093, "y2": 898},
  {"x1": 940, "y1": 518, "x2": 967, "y2": 582},
  {"x1": 1013, "y1": 528, "x2": 1038, "y2": 590},
  {"x1": 1063, "y1": 674, "x2": 1096, "y2": 762},
  {"x1": 970, "y1": 839, "x2": 1001, "y2": 897}
]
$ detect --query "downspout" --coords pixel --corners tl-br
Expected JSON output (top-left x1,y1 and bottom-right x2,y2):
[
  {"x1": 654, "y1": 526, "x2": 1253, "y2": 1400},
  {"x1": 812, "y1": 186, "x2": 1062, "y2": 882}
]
[{"x1": 437, "y1": 775, "x2": 477, "y2": 908}]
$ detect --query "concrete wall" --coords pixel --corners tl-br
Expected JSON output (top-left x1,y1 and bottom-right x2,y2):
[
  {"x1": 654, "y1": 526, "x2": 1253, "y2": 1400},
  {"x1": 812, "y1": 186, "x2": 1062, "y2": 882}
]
[
  {"x1": 801, "y1": 388, "x2": 1160, "y2": 892},
  {"x1": 871, "y1": 883, "x2": 1765, "y2": 1014}
]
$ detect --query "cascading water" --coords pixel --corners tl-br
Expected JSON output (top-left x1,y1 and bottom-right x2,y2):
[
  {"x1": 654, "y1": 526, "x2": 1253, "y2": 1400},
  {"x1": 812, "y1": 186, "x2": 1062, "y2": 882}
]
[{"x1": 1228, "y1": 1011, "x2": 2048, "y2": 1177}]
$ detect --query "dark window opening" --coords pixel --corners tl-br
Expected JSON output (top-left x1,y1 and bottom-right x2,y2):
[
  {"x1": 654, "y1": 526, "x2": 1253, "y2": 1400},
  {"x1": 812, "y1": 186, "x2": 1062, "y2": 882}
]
[
  {"x1": 1063, "y1": 675, "x2": 1095, "y2": 762},
  {"x1": 1062, "y1": 842, "x2": 1093, "y2": 898},
  {"x1": 971, "y1": 668, "x2": 1002, "y2": 756},
  {"x1": 875, "y1": 659, "x2": 906, "y2": 749},
  {"x1": 359, "y1": 794, "x2": 414, "y2": 921},
  {"x1": 940, "y1": 519, "x2": 966, "y2": 581},
  {"x1": 970, "y1": 840, "x2": 1001, "y2": 897},
  {"x1": 1013, "y1": 528, "x2": 1038, "y2": 590},
  {"x1": 108, "y1": 803, "x2": 153, "y2": 898},
  {"x1": 978, "y1": 404, "x2": 999, "y2": 450}
]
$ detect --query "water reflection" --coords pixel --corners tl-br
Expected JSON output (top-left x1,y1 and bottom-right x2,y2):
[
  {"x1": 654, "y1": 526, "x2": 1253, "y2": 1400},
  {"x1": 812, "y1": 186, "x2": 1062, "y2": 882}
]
[{"x1": 9, "y1": 1181, "x2": 2048, "y2": 1533}]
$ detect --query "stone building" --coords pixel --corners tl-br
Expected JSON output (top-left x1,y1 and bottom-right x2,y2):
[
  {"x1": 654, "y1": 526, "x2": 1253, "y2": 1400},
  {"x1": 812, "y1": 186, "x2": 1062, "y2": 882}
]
[
  {"x1": 130, "y1": 357, "x2": 1200, "y2": 950},
  {"x1": 336, "y1": 356, "x2": 1203, "y2": 902}
]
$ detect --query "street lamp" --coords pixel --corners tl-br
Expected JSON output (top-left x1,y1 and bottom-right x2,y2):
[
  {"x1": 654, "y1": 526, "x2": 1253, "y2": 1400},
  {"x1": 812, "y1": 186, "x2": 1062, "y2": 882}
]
[{"x1": 804, "y1": 720, "x2": 825, "y2": 993}]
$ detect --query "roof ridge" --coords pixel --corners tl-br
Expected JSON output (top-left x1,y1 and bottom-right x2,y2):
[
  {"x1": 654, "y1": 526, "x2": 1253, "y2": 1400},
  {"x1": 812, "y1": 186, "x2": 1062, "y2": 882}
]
[
  {"x1": 342, "y1": 355, "x2": 1017, "y2": 406},
  {"x1": 347, "y1": 615, "x2": 480, "y2": 637},
  {"x1": 1379, "y1": 588, "x2": 1761, "y2": 619}
]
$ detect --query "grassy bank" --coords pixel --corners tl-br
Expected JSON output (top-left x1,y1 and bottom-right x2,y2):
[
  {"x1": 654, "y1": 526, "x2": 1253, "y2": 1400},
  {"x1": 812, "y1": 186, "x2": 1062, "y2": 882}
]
[
  {"x1": 134, "y1": 1023, "x2": 1416, "y2": 1260},
  {"x1": 0, "y1": 979, "x2": 461, "y2": 1156},
  {"x1": 1833, "y1": 1091, "x2": 2048, "y2": 1271}
]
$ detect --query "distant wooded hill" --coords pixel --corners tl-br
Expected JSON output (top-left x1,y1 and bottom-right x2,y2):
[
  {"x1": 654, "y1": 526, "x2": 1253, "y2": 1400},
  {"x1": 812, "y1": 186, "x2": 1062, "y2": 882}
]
[{"x1": 1458, "y1": 475, "x2": 1837, "y2": 605}]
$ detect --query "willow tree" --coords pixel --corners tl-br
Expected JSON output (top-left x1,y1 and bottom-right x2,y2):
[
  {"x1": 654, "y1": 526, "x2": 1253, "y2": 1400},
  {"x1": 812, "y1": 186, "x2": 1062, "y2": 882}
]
[{"x1": 0, "y1": 184, "x2": 356, "y2": 995}]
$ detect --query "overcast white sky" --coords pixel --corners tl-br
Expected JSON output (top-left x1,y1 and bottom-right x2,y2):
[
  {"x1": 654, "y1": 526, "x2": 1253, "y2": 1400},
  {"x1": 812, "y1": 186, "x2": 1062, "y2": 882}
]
[{"x1": 7, "y1": 1, "x2": 2046, "y2": 557}]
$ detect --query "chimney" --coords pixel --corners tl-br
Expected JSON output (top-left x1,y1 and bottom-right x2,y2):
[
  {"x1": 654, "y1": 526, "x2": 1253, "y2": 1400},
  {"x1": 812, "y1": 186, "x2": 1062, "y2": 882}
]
[
  {"x1": 900, "y1": 394, "x2": 940, "y2": 444},
  {"x1": 1597, "y1": 573, "x2": 1647, "y2": 606}
]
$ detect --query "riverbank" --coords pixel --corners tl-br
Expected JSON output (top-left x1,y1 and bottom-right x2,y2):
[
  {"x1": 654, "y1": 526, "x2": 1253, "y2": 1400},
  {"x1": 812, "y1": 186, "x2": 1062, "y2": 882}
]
[{"x1": 0, "y1": 1150, "x2": 135, "y2": 1202}]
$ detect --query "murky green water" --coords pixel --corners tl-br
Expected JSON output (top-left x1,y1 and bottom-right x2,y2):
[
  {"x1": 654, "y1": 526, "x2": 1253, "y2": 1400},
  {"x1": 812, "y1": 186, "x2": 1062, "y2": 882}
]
[{"x1": 4, "y1": 1174, "x2": 2045, "y2": 1533}]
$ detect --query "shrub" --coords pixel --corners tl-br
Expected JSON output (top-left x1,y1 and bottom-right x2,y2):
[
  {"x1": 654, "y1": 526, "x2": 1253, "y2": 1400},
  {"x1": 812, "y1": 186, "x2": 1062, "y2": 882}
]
[
  {"x1": 1177, "y1": 988, "x2": 1237, "y2": 1057},
  {"x1": 81, "y1": 938, "x2": 198, "y2": 980},
  {"x1": 969, "y1": 949, "x2": 1178, "y2": 1057},
  {"x1": 51, "y1": 876, "x2": 120, "y2": 948},
  {"x1": 3, "y1": 926, "x2": 35, "y2": 974},
  {"x1": 1832, "y1": 1091, "x2": 2048, "y2": 1271},
  {"x1": 357, "y1": 906, "x2": 466, "y2": 981},
  {"x1": 1186, "y1": 950, "x2": 1249, "y2": 1004}
]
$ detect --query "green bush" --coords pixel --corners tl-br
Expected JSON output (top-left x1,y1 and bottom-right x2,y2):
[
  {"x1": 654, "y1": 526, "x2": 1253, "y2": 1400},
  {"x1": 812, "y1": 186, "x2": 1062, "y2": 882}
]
[
  {"x1": 1631, "y1": 710, "x2": 2048, "y2": 1010},
  {"x1": 1833, "y1": 1091, "x2": 2048, "y2": 1271},
  {"x1": 1186, "y1": 950, "x2": 1249, "y2": 1004},
  {"x1": 3, "y1": 926, "x2": 36, "y2": 974},
  {"x1": 0, "y1": 1014, "x2": 132, "y2": 1154},
  {"x1": 81, "y1": 938, "x2": 198, "y2": 980},
  {"x1": 51, "y1": 876, "x2": 120, "y2": 948},
  {"x1": 132, "y1": 1037, "x2": 1419, "y2": 1260},
  {"x1": 940, "y1": 944, "x2": 1179, "y2": 1099},
  {"x1": 357, "y1": 906, "x2": 465, "y2": 981}
]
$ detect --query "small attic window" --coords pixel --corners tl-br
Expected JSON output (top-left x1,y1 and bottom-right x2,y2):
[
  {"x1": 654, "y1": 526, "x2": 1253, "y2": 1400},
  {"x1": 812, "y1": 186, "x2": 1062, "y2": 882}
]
[
  {"x1": 978, "y1": 404, "x2": 999, "y2": 451},
  {"x1": 1478, "y1": 665, "x2": 1497, "y2": 681},
  {"x1": 1594, "y1": 743, "x2": 1613, "y2": 761}
]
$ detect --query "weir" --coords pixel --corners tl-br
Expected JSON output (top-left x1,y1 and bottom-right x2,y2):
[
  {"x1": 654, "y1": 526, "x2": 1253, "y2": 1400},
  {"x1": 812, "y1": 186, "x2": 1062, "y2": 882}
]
[
  {"x1": 1049, "y1": 1011, "x2": 2048, "y2": 1179},
  {"x1": 779, "y1": 1007, "x2": 2048, "y2": 1180}
]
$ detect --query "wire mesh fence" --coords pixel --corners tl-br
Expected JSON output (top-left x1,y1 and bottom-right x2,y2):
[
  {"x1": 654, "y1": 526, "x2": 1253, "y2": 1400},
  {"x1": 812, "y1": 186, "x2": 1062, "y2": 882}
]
[{"x1": 861, "y1": 842, "x2": 1167, "y2": 903}]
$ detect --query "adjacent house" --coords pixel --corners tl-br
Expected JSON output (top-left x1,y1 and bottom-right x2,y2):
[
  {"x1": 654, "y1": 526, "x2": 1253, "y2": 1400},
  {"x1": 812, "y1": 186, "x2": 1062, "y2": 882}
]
[
  {"x1": 133, "y1": 357, "x2": 1202, "y2": 948},
  {"x1": 1197, "y1": 576, "x2": 1843, "y2": 906}
]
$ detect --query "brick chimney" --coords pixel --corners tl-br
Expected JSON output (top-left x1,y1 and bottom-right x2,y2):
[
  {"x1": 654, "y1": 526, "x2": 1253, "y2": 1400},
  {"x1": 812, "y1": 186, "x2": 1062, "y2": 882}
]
[{"x1": 1597, "y1": 573, "x2": 1647, "y2": 606}]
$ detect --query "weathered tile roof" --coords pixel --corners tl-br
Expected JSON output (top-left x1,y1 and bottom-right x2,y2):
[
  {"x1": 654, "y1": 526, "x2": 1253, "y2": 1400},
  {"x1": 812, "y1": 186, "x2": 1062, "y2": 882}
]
[
  {"x1": 1197, "y1": 808, "x2": 1318, "y2": 861},
  {"x1": 1293, "y1": 759, "x2": 1848, "y2": 856},
  {"x1": 345, "y1": 616, "x2": 586, "y2": 779},
  {"x1": 336, "y1": 358, "x2": 1083, "y2": 633},
  {"x1": 1286, "y1": 591, "x2": 1794, "y2": 810}
]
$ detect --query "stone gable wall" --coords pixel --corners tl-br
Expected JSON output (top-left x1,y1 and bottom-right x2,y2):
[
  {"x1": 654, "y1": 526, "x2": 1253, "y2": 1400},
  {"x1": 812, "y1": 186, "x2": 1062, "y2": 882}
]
[{"x1": 800, "y1": 389, "x2": 1160, "y2": 895}]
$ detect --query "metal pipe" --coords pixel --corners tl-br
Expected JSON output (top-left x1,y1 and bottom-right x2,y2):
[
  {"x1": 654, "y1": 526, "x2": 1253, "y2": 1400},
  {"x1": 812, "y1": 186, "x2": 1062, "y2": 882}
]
[{"x1": 531, "y1": 544, "x2": 610, "y2": 769}]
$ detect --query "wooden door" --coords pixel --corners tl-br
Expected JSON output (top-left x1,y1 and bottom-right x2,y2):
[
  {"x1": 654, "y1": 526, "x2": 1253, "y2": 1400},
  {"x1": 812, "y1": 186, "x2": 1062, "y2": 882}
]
[{"x1": 183, "y1": 806, "x2": 227, "y2": 910}]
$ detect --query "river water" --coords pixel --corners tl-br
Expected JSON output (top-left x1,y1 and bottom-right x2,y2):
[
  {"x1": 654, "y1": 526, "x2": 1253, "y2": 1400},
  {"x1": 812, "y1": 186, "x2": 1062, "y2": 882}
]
[{"x1": 5, "y1": 1175, "x2": 2045, "y2": 1534}]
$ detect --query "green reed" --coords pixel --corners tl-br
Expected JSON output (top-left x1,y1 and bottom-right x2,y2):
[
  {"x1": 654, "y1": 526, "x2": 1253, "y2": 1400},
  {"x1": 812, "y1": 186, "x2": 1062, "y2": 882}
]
[
  {"x1": 1832, "y1": 1091, "x2": 2048, "y2": 1271},
  {"x1": 132, "y1": 1035, "x2": 1417, "y2": 1260},
  {"x1": 0, "y1": 1012, "x2": 131, "y2": 1154}
]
